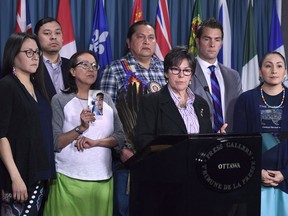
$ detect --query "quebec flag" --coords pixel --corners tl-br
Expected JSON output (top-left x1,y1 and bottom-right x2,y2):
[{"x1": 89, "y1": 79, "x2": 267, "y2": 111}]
[{"x1": 89, "y1": 0, "x2": 112, "y2": 86}]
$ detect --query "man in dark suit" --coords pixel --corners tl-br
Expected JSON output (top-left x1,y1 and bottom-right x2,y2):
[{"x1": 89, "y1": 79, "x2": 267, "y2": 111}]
[
  {"x1": 190, "y1": 18, "x2": 242, "y2": 132},
  {"x1": 34, "y1": 17, "x2": 69, "y2": 100},
  {"x1": 34, "y1": 17, "x2": 70, "y2": 215}
]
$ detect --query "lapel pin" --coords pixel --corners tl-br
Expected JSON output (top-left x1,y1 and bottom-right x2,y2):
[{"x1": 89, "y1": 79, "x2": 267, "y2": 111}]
[{"x1": 200, "y1": 108, "x2": 204, "y2": 117}]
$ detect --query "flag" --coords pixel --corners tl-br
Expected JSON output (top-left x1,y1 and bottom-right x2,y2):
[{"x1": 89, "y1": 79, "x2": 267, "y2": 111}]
[
  {"x1": 188, "y1": 0, "x2": 202, "y2": 55},
  {"x1": 89, "y1": 0, "x2": 112, "y2": 86},
  {"x1": 269, "y1": 0, "x2": 285, "y2": 57},
  {"x1": 130, "y1": 0, "x2": 143, "y2": 25},
  {"x1": 269, "y1": 0, "x2": 287, "y2": 87},
  {"x1": 15, "y1": 0, "x2": 32, "y2": 33},
  {"x1": 155, "y1": 0, "x2": 172, "y2": 61},
  {"x1": 218, "y1": 0, "x2": 232, "y2": 67},
  {"x1": 57, "y1": 0, "x2": 77, "y2": 59},
  {"x1": 241, "y1": 1, "x2": 259, "y2": 92}
]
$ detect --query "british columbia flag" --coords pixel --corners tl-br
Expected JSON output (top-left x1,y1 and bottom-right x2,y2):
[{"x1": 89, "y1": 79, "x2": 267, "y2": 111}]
[
  {"x1": 15, "y1": 0, "x2": 32, "y2": 33},
  {"x1": 155, "y1": 0, "x2": 172, "y2": 61}
]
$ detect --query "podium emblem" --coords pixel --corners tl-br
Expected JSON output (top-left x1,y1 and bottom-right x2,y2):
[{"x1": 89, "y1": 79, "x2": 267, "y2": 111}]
[{"x1": 195, "y1": 139, "x2": 257, "y2": 192}]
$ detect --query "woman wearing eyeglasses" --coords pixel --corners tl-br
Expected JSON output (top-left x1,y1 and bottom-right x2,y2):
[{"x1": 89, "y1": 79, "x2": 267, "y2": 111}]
[
  {"x1": 133, "y1": 46, "x2": 219, "y2": 152},
  {"x1": 43, "y1": 51, "x2": 125, "y2": 216},
  {"x1": 0, "y1": 33, "x2": 55, "y2": 215}
]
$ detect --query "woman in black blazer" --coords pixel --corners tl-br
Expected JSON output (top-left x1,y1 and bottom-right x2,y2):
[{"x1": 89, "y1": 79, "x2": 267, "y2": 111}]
[{"x1": 134, "y1": 46, "x2": 214, "y2": 152}]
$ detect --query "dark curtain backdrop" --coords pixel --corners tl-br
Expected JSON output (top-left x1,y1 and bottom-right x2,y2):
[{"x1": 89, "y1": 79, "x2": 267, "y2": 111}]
[{"x1": 0, "y1": 0, "x2": 284, "y2": 75}]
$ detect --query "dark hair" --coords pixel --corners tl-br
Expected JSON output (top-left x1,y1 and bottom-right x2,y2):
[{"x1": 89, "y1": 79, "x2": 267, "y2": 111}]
[
  {"x1": 259, "y1": 51, "x2": 287, "y2": 69},
  {"x1": 96, "y1": 92, "x2": 104, "y2": 97},
  {"x1": 34, "y1": 17, "x2": 62, "y2": 35},
  {"x1": 62, "y1": 50, "x2": 99, "y2": 94},
  {"x1": 164, "y1": 46, "x2": 196, "y2": 77},
  {"x1": 196, "y1": 17, "x2": 224, "y2": 39},
  {"x1": 124, "y1": 20, "x2": 156, "y2": 55},
  {"x1": 1, "y1": 32, "x2": 49, "y2": 101},
  {"x1": 127, "y1": 20, "x2": 155, "y2": 40}
]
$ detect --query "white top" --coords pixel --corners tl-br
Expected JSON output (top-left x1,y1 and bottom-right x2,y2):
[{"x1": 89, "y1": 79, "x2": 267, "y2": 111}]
[{"x1": 51, "y1": 92, "x2": 124, "y2": 181}]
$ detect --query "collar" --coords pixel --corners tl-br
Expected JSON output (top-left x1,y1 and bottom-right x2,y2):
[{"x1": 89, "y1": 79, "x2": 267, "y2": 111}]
[
  {"x1": 197, "y1": 56, "x2": 219, "y2": 71},
  {"x1": 126, "y1": 52, "x2": 159, "y2": 68},
  {"x1": 167, "y1": 84, "x2": 195, "y2": 108},
  {"x1": 43, "y1": 55, "x2": 62, "y2": 65}
]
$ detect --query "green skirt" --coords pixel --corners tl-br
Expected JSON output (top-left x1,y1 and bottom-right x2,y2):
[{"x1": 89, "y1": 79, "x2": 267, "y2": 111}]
[{"x1": 43, "y1": 173, "x2": 113, "y2": 216}]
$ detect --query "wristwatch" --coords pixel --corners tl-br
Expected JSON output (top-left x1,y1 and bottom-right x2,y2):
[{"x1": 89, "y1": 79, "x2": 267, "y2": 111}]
[{"x1": 75, "y1": 126, "x2": 83, "y2": 135}]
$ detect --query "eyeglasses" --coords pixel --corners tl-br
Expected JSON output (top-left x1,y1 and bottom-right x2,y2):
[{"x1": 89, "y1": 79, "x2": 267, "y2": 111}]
[
  {"x1": 169, "y1": 67, "x2": 193, "y2": 76},
  {"x1": 20, "y1": 49, "x2": 42, "y2": 58},
  {"x1": 74, "y1": 61, "x2": 100, "y2": 71}
]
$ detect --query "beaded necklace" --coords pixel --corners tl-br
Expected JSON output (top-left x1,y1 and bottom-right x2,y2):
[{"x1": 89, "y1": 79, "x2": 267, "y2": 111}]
[{"x1": 260, "y1": 87, "x2": 285, "y2": 109}]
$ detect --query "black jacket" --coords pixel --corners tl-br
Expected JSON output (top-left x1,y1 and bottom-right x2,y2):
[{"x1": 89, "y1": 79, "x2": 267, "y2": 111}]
[
  {"x1": 134, "y1": 85, "x2": 212, "y2": 152},
  {"x1": 43, "y1": 57, "x2": 69, "y2": 100}
]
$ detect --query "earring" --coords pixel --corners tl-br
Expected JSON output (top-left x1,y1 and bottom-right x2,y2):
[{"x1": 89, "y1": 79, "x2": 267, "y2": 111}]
[
  {"x1": 258, "y1": 77, "x2": 264, "y2": 83},
  {"x1": 12, "y1": 67, "x2": 16, "y2": 75}
]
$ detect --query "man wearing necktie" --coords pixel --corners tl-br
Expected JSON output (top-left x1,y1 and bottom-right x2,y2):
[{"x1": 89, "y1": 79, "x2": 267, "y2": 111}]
[
  {"x1": 209, "y1": 65, "x2": 224, "y2": 132},
  {"x1": 190, "y1": 18, "x2": 242, "y2": 132}
]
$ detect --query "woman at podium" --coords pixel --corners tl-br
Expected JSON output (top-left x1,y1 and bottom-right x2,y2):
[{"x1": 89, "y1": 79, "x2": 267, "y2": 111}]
[
  {"x1": 233, "y1": 51, "x2": 288, "y2": 216},
  {"x1": 133, "y1": 46, "x2": 213, "y2": 152}
]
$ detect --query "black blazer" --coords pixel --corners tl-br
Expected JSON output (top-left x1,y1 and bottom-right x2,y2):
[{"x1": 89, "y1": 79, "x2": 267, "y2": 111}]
[
  {"x1": 0, "y1": 74, "x2": 50, "y2": 191},
  {"x1": 44, "y1": 57, "x2": 69, "y2": 100},
  {"x1": 134, "y1": 85, "x2": 212, "y2": 152}
]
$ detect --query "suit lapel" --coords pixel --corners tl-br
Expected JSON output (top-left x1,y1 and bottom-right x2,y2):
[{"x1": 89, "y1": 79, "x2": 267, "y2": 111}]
[
  {"x1": 195, "y1": 62, "x2": 209, "y2": 88},
  {"x1": 219, "y1": 64, "x2": 229, "y2": 112},
  {"x1": 159, "y1": 86, "x2": 187, "y2": 133},
  {"x1": 61, "y1": 58, "x2": 69, "y2": 89},
  {"x1": 43, "y1": 66, "x2": 57, "y2": 99},
  {"x1": 194, "y1": 62, "x2": 212, "y2": 106},
  {"x1": 193, "y1": 95, "x2": 211, "y2": 133}
]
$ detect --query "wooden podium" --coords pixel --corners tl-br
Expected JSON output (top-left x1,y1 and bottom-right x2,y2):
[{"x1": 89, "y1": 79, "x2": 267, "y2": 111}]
[{"x1": 129, "y1": 133, "x2": 262, "y2": 216}]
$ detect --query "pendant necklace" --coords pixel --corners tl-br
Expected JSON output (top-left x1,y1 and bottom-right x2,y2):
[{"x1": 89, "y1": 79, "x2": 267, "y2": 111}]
[{"x1": 260, "y1": 87, "x2": 285, "y2": 109}]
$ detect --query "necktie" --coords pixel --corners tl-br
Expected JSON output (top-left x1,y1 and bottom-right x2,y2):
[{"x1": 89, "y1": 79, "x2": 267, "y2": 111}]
[{"x1": 209, "y1": 65, "x2": 224, "y2": 132}]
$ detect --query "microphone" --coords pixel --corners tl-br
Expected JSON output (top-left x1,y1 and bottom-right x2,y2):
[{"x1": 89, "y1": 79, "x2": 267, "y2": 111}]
[
  {"x1": 193, "y1": 74, "x2": 213, "y2": 107},
  {"x1": 203, "y1": 86, "x2": 210, "y2": 93},
  {"x1": 193, "y1": 74, "x2": 222, "y2": 132}
]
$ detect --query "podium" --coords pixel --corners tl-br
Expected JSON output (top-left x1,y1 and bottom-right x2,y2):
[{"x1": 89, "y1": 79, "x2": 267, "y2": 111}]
[{"x1": 129, "y1": 133, "x2": 262, "y2": 216}]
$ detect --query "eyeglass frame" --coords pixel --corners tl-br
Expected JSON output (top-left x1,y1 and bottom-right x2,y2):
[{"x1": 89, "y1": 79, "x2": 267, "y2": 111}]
[
  {"x1": 73, "y1": 61, "x2": 100, "y2": 71},
  {"x1": 168, "y1": 66, "x2": 193, "y2": 76},
  {"x1": 19, "y1": 49, "x2": 43, "y2": 58}
]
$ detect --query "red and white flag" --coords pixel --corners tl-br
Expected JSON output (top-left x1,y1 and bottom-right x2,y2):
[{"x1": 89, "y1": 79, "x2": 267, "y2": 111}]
[
  {"x1": 130, "y1": 0, "x2": 143, "y2": 25},
  {"x1": 15, "y1": 0, "x2": 32, "y2": 33},
  {"x1": 155, "y1": 0, "x2": 172, "y2": 60},
  {"x1": 57, "y1": 0, "x2": 77, "y2": 58}
]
